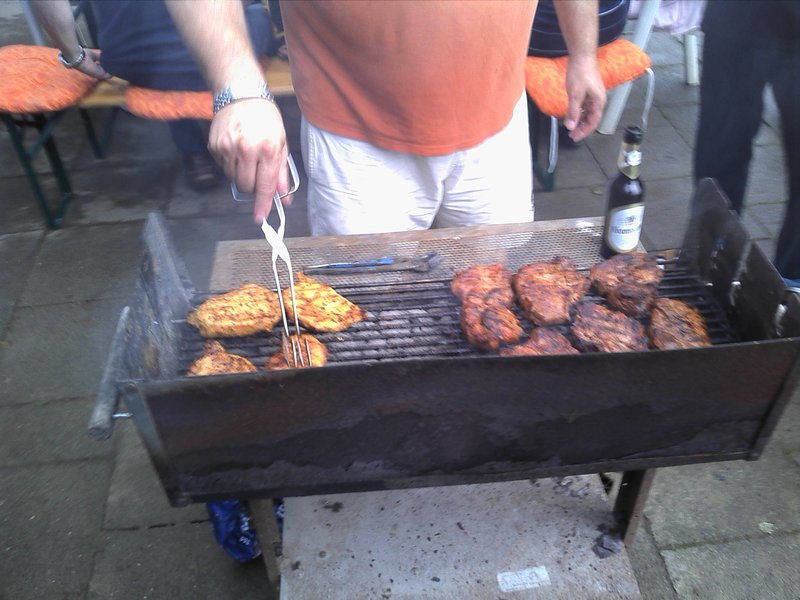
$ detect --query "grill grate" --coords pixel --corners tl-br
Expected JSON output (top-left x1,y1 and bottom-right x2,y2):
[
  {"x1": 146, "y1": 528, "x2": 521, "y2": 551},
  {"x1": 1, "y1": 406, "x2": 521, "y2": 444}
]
[{"x1": 176, "y1": 259, "x2": 738, "y2": 376}]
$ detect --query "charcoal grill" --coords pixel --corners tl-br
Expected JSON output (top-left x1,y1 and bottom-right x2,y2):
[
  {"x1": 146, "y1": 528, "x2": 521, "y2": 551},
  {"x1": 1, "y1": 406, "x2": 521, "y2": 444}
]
[{"x1": 90, "y1": 179, "x2": 800, "y2": 542}]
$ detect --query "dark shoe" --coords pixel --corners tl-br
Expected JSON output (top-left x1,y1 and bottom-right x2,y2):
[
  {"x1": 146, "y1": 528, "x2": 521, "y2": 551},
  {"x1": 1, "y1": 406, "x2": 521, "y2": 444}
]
[{"x1": 183, "y1": 152, "x2": 222, "y2": 191}]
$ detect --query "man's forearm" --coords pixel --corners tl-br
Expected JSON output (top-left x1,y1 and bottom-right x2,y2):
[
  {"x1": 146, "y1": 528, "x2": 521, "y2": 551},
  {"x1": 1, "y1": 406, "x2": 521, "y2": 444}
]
[
  {"x1": 29, "y1": 0, "x2": 82, "y2": 61},
  {"x1": 552, "y1": 0, "x2": 599, "y2": 61},
  {"x1": 165, "y1": 0, "x2": 264, "y2": 93}
]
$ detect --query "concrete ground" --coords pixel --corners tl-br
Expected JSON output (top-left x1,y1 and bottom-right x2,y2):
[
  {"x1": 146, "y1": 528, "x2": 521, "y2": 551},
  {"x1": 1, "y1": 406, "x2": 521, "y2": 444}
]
[{"x1": 2, "y1": 5, "x2": 799, "y2": 599}]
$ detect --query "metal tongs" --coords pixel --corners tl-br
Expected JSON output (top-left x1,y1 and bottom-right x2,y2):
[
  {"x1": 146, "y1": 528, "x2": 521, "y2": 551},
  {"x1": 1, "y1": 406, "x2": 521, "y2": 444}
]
[{"x1": 231, "y1": 155, "x2": 311, "y2": 368}]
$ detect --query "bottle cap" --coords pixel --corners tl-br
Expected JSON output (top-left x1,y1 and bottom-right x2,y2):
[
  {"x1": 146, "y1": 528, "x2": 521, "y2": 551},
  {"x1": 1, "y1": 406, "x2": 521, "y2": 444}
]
[{"x1": 624, "y1": 125, "x2": 644, "y2": 144}]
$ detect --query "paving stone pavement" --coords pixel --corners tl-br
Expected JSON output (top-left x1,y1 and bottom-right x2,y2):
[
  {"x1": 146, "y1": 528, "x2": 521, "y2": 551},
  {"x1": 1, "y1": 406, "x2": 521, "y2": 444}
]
[{"x1": 1, "y1": 13, "x2": 798, "y2": 600}]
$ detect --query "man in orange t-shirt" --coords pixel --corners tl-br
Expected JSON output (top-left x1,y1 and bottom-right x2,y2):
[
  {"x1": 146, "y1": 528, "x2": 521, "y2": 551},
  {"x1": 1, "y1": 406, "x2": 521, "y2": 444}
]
[{"x1": 167, "y1": 1, "x2": 605, "y2": 234}]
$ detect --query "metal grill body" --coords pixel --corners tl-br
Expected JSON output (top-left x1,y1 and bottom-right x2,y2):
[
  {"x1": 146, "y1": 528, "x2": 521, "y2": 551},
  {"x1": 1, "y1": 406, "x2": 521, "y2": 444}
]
[{"x1": 93, "y1": 180, "x2": 800, "y2": 506}]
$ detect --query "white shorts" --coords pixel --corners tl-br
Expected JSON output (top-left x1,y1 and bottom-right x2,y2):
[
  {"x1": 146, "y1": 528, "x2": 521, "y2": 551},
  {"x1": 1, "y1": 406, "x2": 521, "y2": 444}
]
[{"x1": 300, "y1": 92, "x2": 534, "y2": 236}]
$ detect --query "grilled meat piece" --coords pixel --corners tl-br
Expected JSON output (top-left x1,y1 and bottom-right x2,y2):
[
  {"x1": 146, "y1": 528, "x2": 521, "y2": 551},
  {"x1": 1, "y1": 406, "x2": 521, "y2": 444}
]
[
  {"x1": 451, "y1": 264, "x2": 514, "y2": 307},
  {"x1": 284, "y1": 273, "x2": 367, "y2": 333},
  {"x1": 265, "y1": 333, "x2": 329, "y2": 370},
  {"x1": 188, "y1": 340, "x2": 257, "y2": 376},
  {"x1": 571, "y1": 302, "x2": 648, "y2": 353},
  {"x1": 500, "y1": 328, "x2": 579, "y2": 356},
  {"x1": 512, "y1": 257, "x2": 590, "y2": 325},
  {"x1": 187, "y1": 283, "x2": 282, "y2": 338},
  {"x1": 590, "y1": 252, "x2": 664, "y2": 317},
  {"x1": 649, "y1": 297, "x2": 711, "y2": 350},
  {"x1": 460, "y1": 294, "x2": 524, "y2": 351}
]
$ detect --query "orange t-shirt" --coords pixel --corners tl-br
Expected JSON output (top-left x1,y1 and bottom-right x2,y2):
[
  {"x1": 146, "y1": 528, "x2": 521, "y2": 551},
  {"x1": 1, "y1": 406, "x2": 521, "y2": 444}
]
[{"x1": 281, "y1": 0, "x2": 537, "y2": 156}]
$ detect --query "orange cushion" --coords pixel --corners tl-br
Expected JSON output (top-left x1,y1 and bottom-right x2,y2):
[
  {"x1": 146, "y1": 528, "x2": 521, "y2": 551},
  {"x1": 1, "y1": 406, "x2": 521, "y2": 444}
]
[
  {"x1": 525, "y1": 38, "x2": 652, "y2": 118},
  {"x1": 125, "y1": 87, "x2": 213, "y2": 120},
  {"x1": 0, "y1": 45, "x2": 100, "y2": 113}
]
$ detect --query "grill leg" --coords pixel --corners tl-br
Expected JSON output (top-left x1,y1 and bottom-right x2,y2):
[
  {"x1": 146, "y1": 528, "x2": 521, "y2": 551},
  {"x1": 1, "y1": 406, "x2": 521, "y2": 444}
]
[
  {"x1": 249, "y1": 498, "x2": 283, "y2": 596},
  {"x1": 613, "y1": 468, "x2": 656, "y2": 546}
]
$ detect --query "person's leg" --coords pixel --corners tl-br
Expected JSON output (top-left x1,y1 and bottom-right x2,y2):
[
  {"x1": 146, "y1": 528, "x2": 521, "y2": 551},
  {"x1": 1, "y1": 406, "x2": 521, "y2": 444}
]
[
  {"x1": 301, "y1": 118, "x2": 450, "y2": 235},
  {"x1": 693, "y1": 28, "x2": 768, "y2": 214},
  {"x1": 435, "y1": 92, "x2": 533, "y2": 228},
  {"x1": 768, "y1": 43, "x2": 800, "y2": 281}
]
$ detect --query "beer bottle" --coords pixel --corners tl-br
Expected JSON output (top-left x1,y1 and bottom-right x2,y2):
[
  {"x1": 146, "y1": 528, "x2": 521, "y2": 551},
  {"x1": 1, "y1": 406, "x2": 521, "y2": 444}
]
[{"x1": 601, "y1": 125, "x2": 645, "y2": 258}]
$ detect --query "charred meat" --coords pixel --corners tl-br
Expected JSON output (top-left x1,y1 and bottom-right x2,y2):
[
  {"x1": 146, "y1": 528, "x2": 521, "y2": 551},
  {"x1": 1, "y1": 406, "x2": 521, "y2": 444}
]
[
  {"x1": 571, "y1": 302, "x2": 648, "y2": 353},
  {"x1": 451, "y1": 263, "x2": 514, "y2": 307},
  {"x1": 590, "y1": 252, "x2": 663, "y2": 317},
  {"x1": 649, "y1": 297, "x2": 711, "y2": 350},
  {"x1": 500, "y1": 328, "x2": 579, "y2": 356},
  {"x1": 460, "y1": 294, "x2": 524, "y2": 351},
  {"x1": 512, "y1": 257, "x2": 590, "y2": 325},
  {"x1": 187, "y1": 340, "x2": 258, "y2": 376},
  {"x1": 187, "y1": 283, "x2": 282, "y2": 338}
]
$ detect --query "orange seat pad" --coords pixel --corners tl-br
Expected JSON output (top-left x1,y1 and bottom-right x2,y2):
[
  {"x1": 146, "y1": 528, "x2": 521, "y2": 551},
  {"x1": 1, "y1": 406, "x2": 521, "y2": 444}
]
[{"x1": 525, "y1": 38, "x2": 652, "y2": 118}]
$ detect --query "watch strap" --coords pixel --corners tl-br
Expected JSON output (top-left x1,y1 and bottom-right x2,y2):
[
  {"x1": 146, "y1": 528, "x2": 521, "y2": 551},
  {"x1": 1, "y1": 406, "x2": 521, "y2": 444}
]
[{"x1": 213, "y1": 81, "x2": 274, "y2": 115}]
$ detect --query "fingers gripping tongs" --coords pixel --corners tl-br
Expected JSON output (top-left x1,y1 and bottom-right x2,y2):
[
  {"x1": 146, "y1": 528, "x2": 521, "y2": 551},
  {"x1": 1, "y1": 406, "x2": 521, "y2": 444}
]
[{"x1": 231, "y1": 155, "x2": 310, "y2": 367}]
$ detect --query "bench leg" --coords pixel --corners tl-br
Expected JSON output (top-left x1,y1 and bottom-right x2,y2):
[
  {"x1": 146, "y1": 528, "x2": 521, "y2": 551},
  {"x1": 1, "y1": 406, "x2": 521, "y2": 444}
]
[
  {"x1": 2, "y1": 112, "x2": 74, "y2": 229},
  {"x1": 79, "y1": 107, "x2": 120, "y2": 159}
]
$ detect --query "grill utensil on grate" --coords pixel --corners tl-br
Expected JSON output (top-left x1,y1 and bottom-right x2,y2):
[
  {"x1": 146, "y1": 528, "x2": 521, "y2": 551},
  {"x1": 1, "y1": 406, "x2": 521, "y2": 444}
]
[{"x1": 232, "y1": 155, "x2": 310, "y2": 367}]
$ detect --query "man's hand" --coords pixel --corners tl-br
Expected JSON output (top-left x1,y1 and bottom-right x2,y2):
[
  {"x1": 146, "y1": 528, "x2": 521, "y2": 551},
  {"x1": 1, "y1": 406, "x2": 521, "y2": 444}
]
[
  {"x1": 563, "y1": 55, "x2": 606, "y2": 141},
  {"x1": 209, "y1": 98, "x2": 291, "y2": 223},
  {"x1": 77, "y1": 48, "x2": 111, "y2": 80}
]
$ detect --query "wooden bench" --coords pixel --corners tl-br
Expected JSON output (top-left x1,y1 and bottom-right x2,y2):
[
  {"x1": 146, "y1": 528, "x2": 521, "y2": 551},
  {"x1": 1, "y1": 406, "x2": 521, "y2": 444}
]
[{"x1": 0, "y1": 50, "x2": 294, "y2": 229}]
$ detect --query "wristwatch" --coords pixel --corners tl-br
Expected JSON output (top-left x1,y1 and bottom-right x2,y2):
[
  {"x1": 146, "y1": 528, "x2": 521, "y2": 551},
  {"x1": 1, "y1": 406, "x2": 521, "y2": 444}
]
[
  {"x1": 58, "y1": 46, "x2": 86, "y2": 69},
  {"x1": 213, "y1": 81, "x2": 273, "y2": 115}
]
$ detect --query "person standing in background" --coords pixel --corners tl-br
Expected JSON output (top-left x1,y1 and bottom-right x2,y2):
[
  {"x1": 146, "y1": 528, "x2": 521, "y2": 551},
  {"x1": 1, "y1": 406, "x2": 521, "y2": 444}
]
[{"x1": 694, "y1": 0, "x2": 800, "y2": 288}]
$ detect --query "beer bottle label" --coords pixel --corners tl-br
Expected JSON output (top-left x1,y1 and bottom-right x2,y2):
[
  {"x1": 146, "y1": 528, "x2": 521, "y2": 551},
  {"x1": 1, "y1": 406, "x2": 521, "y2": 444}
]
[{"x1": 605, "y1": 203, "x2": 644, "y2": 253}]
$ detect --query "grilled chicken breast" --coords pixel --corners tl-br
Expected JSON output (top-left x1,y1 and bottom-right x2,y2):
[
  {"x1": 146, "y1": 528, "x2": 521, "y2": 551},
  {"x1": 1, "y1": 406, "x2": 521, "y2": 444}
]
[
  {"x1": 187, "y1": 283, "x2": 282, "y2": 338},
  {"x1": 500, "y1": 328, "x2": 579, "y2": 356},
  {"x1": 571, "y1": 302, "x2": 648, "y2": 353},
  {"x1": 187, "y1": 340, "x2": 258, "y2": 376},
  {"x1": 590, "y1": 252, "x2": 664, "y2": 318},
  {"x1": 264, "y1": 333, "x2": 329, "y2": 370},
  {"x1": 512, "y1": 257, "x2": 590, "y2": 325},
  {"x1": 648, "y1": 297, "x2": 711, "y2": 350},
  {"x1": 284, "y1": 273, "x2": 366, "y2": 333}
]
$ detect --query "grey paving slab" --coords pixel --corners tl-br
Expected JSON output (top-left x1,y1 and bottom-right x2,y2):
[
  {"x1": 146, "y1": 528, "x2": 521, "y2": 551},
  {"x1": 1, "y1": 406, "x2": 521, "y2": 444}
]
[
  {"x1": 534, "y1": 140, "x2": 608, "y2": 191},
  {"x1": 625, "y1": 518, "x2": 678, "y2": 600},
  {"x1": 88, "y1": 525, "x2": 273, "y2": 600},
  {"x1": 282, "y1": 478, "x2": 641, "y2": 600},
  {"x1": 658, "y1": 104, "x2": 698, "y2": 150},
  {"x1": 644, "y1": 451, "x2": 800, "y2": 549},
  {"x1": 19, "y1": 222, "x2": 142, "y2": 306},
  {"x1": 650, "y1": 64, "x2": 701, "y2": 108},
  {"x1": 662, "y1": 533, "x2": 800, "y2": 600},
  {"x1": 0, "y1": 231, "x2": 41, "y2": 308},
  {"x1": 0, "y1": 297, "x2": 128, "y2": 406},
  {"x1": 534, "y1": 185, "x2": 605, "y2": 223},
  {"x1": 639, "y1": 176, "x2": 694, "y2": 252},
  {"x1": 105, "y1": 424, "x2": 206, "y2": 530},
  {"x1": 0, "y1": 460, "x2": 112, "y2": 600},
  {"x1": 0, "y1": 306, "x2": 11, "y2": 340},
  {"x1": 746, "y1": 201, "x2": 788, "y2": 232},
  {"x1": 59, "y1": 162, "x2": 172, "y2": 227},
  {"x1": 762, "y1": 84, "x2": 781, "y2": 134},
  {"x1": 642, "y1": 31, "x2": 687, "y2": 68},
  {"x1": 0, "y1": 175, "x2": 51, "y2": 235},
  {"x1": 754, "y1": 238, "x2": 778, "y2": 266},
  {"x1": 586, "y1": 123, "x2": 693, "y2": 183},
  {"x1": 744, "y1": 143, "x2": 789, "y2": 205},
  {"x1": 166, "y1": 178, "x2": 255, "y2": 218},
  {"x1": 0, "y1": 396, "x2": 114, "y2": 467},
  {"x1": 166, "y1": 215, "x2": 280, "y2": 290}
]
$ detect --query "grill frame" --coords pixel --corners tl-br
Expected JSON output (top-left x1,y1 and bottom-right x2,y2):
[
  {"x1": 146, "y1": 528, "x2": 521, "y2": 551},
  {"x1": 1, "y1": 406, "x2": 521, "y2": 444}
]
[{"x1": 92, "y1": 180, "x2": 800, "y2": 507}]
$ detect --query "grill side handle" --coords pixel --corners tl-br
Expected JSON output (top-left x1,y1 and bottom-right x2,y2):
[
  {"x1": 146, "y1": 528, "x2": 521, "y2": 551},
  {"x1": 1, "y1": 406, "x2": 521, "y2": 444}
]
[{"x1": 88, "y1": 306, "x2": 131, "y2": 440}]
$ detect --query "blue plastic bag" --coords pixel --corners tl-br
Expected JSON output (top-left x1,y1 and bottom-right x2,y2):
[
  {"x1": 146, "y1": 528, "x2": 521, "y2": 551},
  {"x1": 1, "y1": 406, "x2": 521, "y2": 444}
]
[{"x1": 206, "y1": 500, "x2": 262, "y2": 562}]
